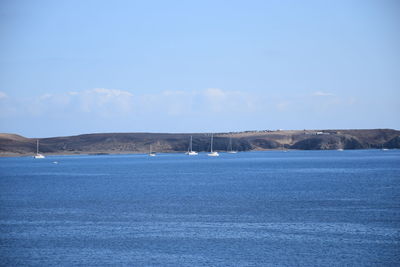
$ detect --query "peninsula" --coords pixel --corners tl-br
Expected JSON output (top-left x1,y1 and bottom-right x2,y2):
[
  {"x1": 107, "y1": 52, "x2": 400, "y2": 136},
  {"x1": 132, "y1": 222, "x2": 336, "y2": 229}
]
[{"x1": 0, "y1": 129, "x2": 399, "y2": 157}]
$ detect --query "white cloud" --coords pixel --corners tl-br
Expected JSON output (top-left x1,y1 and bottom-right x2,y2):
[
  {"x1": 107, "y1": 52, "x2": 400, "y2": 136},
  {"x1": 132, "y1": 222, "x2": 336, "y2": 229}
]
[
  {"x1": 203, "y1": 88, "x2": 226, "y2": 98},
  {"x1": 39, "y1": 93, "x2": 53, "y2": 100},
  {"x1": 1, "y1": 88, "x2": 259, "y2": 118},
  {"x1": 162, "y1": 90, "x2": 186, "y2": 96},
  {"x1": 1, "y1": 87, "x2": 373, "y2": 134},
  {"x1": 135, "y1": 88, "x2": 257, "y2": 115},
  {"x1": 0, "y1": 88, "x2": 353, "y2": 122},
  {"x1": 276, "y1": 101, "x2": 291, "y2": 111},
  {"x1": 0, "y1": 91, "x2": 8, "y2": 99},
  {"x1": 91, "y1": 88, "x2": 133, "y2": 97},
  {"x1": 3, "y1": 88, "x2": 135, "y2": 118},
  {"x1": 312, "y1": 91, "x2": 334, "y2": 96},
  {"x1": 200, "y1": 88, "x2": 256, "y2": 113},
  {"x1": 71, "y1": 88, "x2": 134, "y2": 114}
]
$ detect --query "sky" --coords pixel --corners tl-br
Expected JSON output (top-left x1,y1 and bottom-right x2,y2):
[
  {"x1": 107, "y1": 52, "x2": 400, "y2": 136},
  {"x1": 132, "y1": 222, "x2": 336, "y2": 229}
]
[{"x1": 0, "y1": 0, "x2": 399, "y2": 137}]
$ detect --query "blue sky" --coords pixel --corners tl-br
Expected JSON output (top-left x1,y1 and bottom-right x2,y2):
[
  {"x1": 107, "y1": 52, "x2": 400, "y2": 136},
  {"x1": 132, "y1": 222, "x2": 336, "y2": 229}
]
[{"x1": 0, "y1": 0, "x2": 399, "y2": 137}]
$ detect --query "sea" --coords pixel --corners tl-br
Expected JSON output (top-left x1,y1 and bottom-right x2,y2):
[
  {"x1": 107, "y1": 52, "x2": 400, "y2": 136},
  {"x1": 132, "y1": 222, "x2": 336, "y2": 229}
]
[{"x1": 0, "y1": 150, "x2": 399, "y2": 266}]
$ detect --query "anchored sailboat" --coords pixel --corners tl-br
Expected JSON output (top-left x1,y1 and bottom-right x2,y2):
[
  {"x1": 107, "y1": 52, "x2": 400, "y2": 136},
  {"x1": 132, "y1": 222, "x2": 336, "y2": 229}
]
[
  {"x1": 34, "y1": 140, "x2": 45, "y2": 159},
  {"x1": 149, "y1": 144, "x2": 156, "y2": 156},
  {"x1": 227, "y1": 136, "x2": 237, "y2": 154},
  {"x1": 208, "y1": 134, "x2": 219, "y2": 157},
  {"x1": 186, "y1": 136, "x2": 198, "y2": 155}
]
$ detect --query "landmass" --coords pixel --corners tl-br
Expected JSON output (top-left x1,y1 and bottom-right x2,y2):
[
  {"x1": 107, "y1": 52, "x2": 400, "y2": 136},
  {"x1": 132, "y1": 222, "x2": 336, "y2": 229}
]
[{"x1": 0, "y1": 129, "x2": 399, "y2": 157}]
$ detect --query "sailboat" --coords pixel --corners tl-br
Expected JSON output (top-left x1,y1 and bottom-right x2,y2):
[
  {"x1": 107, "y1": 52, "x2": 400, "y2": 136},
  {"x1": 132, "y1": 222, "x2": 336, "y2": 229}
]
[
  {"x1": 149, "y1": 144, "x2": 156, "y2": 156},
  {"x1": 34, "y1": 140, "x2": 45, "y2": 159},
  {"x1": 227, "y1": 136, "x2": 237, "y2": 154},
  {"x1": 186, "y1": 136, "x2": 198, "y2": 155},
  {"x1": 208, "y1": 134, "x2": 219, "y2": 157}
]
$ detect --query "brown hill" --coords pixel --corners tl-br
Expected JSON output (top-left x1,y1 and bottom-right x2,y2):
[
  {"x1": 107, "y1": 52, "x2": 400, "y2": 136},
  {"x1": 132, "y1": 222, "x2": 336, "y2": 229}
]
[{"x1": 0, "y1": 129, "x2": 398, "y2": 156}]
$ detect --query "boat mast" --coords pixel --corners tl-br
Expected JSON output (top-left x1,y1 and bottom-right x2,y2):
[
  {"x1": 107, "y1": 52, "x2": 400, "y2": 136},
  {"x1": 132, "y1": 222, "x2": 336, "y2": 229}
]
[
  {"x1": 190, "y1": 136, "x2": 193, "y2": 152},
  {"x1": 210, "y1": 134, "x2": 213, "y2": 152},
  {"x1": 36, "y1": 140, "x2": 39, "y2": 154}
]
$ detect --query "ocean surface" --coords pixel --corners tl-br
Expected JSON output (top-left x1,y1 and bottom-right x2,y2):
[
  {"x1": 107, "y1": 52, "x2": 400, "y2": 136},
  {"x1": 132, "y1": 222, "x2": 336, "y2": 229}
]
[{"x1": 0, "y1": 150, "x2": 399, "y2": 266}]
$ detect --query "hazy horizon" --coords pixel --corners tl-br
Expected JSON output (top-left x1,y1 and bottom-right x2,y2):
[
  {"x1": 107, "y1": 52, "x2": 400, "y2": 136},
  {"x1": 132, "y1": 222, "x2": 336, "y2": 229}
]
[{"x1": 1, "y1": 0, "x2": 399, "y2": 137}]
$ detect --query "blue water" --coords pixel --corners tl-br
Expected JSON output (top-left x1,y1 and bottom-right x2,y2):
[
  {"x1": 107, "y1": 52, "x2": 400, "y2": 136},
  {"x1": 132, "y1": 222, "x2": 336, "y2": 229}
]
[{"x1": 0, "y1": 150, "x2": 399, "y2": 266}]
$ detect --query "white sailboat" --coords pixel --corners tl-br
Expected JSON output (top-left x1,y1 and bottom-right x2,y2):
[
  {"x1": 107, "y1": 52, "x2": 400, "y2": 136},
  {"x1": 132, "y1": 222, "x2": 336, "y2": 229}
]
[
  {"x1": 186, "y1": 136, "x2": 198, "y2": 155},
  {"x1": 34, "y1": 140, "x2": 45, "y2": 159},
  {"x1": 227, "y1": 136, "x2": 237, "y2": 154},
  {"x1": 208, "y1": 134, "x2": 219, "y2": 157},
  {"x1": 149, "y1": 144, "x2": 156, "y2": 156}
]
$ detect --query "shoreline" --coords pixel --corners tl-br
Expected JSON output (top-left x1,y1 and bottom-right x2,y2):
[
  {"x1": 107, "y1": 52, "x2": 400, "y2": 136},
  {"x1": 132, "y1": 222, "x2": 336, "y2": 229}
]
[
  {"x1": 1, "y1": 129, "x2": 399, "y2": 156},
  {"x1": 1, "y1": 148, "x2": 396, "y2": 158}
]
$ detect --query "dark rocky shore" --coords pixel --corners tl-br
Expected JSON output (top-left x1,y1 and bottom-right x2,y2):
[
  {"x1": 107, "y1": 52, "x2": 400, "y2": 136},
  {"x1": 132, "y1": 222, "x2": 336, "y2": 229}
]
[{"x1": 0, "y1": 129, "x2": 399, "y2": 156}]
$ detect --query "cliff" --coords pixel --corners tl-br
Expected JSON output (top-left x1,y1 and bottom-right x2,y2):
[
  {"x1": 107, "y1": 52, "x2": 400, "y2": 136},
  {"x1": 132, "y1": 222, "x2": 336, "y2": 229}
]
[{"x1": 0, "y1": 129, "x2": 399, "y2": 156}]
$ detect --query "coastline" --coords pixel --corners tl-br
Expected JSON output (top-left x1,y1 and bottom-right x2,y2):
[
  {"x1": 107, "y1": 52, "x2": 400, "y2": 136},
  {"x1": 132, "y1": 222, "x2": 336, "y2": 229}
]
[
  {"x1": 1, "y1": 129, "x2": 399, "y2": 157},
  {"x1": 1, "y1": 148, "x2": 397, "y2": 158}
]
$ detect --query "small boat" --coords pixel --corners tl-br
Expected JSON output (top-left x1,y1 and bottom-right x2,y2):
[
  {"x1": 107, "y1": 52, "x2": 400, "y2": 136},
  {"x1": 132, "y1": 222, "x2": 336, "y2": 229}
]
[
  {"x1": 149, "y1": 144, "x2": 156, "y2": 156},
  {"x1": 227, "y1": 136, "x2": 237, "y2": 154},
  {"x1": 186, "y1": 136, "x2": 198, "y2": 155},
  {"x1": 337, "y1": 148, "x2": 344, "y2": 151},
  {"x1": 208, "y1": 134, "x2": 219, "y2": 157},
  {"x1": 34, "y1": 140, "x2": 45, "y2": 159}
]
